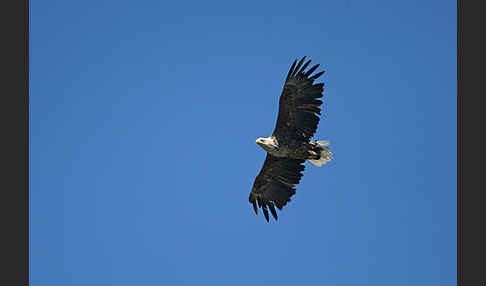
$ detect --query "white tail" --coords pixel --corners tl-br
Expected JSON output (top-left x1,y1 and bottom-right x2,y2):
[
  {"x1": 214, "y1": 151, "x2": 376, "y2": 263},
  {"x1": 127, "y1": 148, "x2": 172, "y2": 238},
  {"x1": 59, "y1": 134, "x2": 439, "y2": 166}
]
[{"x1": 308, "y1": 140, "x2": 333, "y2": 167}]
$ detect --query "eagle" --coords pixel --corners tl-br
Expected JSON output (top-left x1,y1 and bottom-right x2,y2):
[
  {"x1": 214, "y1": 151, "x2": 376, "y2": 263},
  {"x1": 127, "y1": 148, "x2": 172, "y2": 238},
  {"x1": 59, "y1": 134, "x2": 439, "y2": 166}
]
[{"x1": 249, "y1": 56, "x2": 332, "y2": 222}]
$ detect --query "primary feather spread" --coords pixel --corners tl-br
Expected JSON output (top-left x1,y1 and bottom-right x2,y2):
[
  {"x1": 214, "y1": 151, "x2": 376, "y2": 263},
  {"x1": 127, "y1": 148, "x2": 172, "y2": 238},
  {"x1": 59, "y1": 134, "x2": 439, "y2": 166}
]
[{"x1": 249, "y1": 56, "x2": 332, "y2": 222}]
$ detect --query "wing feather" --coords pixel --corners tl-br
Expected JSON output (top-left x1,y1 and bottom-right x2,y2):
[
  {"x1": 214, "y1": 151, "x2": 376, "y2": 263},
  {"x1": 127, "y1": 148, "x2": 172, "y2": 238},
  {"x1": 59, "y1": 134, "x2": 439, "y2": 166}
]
[
  {"x1": 273, "y1": 57, "x2": 325, "y2": 142},
  {"x1": 285, "y1": 59, "x2": 298, "y2": 82},
  {"x1": 303, "y1": 64, "x2": 320, "y2": 78},
  {"x1": 269, "y1": 203, "x2": 278, "y2": 220},
  {"x1": 292, "y1": 57, "x2": 307, "y2": 77},
  {"x1": 249, "y1": 154, "x2": 305, "y2": 222}
]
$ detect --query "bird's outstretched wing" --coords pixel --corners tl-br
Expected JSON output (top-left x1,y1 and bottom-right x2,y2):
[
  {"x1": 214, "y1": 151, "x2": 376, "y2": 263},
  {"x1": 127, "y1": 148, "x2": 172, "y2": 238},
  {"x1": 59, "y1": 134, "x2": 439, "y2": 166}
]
[
  {"x1": 249, "y1": 154, "x2": 305, "y2": 222},
  {"x1": 273, "y1": 56, "x2": 325, "y2": 143}
]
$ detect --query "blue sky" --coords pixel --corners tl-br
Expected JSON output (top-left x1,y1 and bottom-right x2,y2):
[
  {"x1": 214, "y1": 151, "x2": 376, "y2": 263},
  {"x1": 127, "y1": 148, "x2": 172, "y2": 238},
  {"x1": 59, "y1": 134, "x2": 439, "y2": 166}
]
[{"x1": 30, "y1": 0, "x2": 456, "y2": 285}]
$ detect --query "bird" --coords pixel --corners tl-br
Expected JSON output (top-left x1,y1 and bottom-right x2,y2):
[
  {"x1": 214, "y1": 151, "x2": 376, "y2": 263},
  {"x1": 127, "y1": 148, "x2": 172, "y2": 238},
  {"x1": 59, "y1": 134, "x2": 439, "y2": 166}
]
[{"x1": 249, "y1": 56, "x2": 332, "y2": 222}]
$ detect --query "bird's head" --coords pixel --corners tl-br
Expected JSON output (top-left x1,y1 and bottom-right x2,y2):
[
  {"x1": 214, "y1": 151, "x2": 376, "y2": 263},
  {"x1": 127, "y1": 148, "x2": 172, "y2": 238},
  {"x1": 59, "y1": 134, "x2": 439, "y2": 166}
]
[{"x1": 256, "y1": 137, "x2": 278, "y2": 152}]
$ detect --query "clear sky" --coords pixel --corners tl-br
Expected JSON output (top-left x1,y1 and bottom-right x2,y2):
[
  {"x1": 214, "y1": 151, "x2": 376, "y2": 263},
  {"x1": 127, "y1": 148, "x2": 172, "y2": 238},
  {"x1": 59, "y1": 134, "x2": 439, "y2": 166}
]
[{"x1": 30, "y1": 1, "x2": 456, "y2": 285}]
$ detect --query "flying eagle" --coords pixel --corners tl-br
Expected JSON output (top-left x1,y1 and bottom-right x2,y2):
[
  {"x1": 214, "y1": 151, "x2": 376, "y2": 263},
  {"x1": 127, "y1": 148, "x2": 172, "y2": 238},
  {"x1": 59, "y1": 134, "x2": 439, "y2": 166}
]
[{"x1": 249, "y1": 56, "x2": 332, "y2": 222}]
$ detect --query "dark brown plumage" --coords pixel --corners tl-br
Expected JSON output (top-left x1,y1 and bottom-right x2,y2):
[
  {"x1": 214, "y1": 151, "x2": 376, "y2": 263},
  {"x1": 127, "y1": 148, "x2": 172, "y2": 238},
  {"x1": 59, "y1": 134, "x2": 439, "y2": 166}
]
[{"x1": 249, "y1": 56, "x2": 327, "y2": 222}]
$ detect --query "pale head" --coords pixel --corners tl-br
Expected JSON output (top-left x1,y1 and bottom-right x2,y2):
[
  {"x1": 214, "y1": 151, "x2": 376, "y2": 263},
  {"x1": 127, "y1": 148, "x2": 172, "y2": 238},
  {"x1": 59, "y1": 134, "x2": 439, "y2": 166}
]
[{"x1": 255, "y1": 137, "x2": 278, "y2": 152}]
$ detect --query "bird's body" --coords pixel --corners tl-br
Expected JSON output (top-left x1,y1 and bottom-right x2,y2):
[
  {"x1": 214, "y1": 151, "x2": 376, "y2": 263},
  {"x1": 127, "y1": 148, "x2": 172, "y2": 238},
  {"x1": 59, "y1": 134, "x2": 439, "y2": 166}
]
[
  {"x1": 249, "y1": 56, "x2": 332, "y2": 222},
  {"x1": 256, "y1": 136, "x2": 330, "y2": 162}
]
